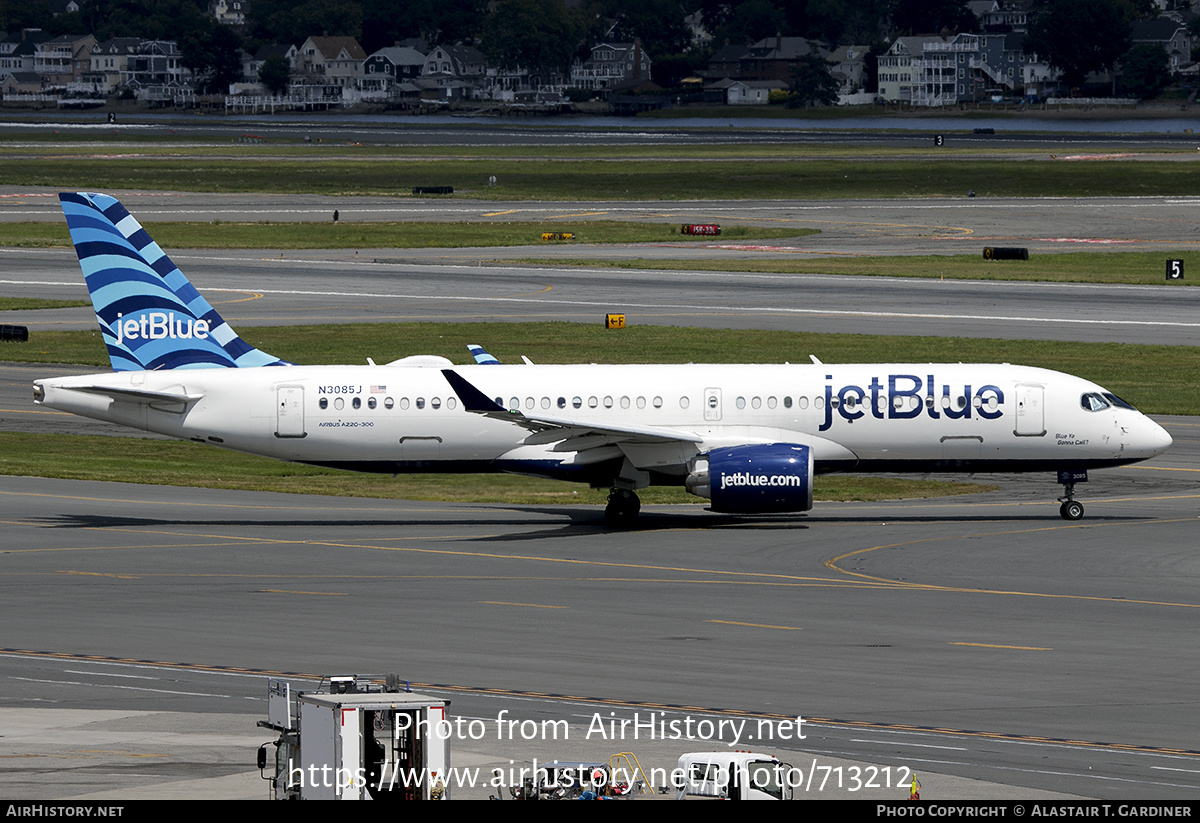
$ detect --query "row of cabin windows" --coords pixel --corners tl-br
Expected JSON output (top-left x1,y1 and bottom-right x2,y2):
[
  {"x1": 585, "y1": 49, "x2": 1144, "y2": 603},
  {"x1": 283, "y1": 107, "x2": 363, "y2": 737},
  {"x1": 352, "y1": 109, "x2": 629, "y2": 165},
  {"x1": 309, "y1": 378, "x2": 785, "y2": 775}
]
[
  {"x1": 316, "y1": 393, "x2": 995, "y2": 413},
  {"x1": 317, "y1": 396, "x2": 460, "y2": 411}
]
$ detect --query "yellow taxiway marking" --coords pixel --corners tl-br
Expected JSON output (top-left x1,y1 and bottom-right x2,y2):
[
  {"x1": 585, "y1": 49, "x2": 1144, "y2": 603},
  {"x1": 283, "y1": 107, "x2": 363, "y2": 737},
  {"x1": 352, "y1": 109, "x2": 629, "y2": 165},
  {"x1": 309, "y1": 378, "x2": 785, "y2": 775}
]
[
  {"x1": 206, "y1": 289, "x2": 263, "y2": 305},
  {"x1": 501, "y1": 284, "x2": 552, "y2": 298},
  {"x1": 824, "y1": 516, "x2": 1200, "y2": 610},
  {"x1": 1129, "y1": 464, "x2": 1200, "y2": 473},
  {"x1": 60, "y1": 570, "x2": 140, "y2": 579},
  {"x1": 949, "y1": 642, "x2": 1051, "y2": 651},
  {"x1": 0, "y1": 487, "x2": 494, "y2": 515},
  {"x1": 707, "y1": 620, "x2": 802, "y2": 631},
  {"x1": 481, "y1": 601, "x2": 566, "y2": 609},
  {"x1": 482, "y1": 210, "x2": 520, "y2": 216},
  {"x1": 258, "y1": 589, "x2": 347, "y2": 596},
  {"x1": 548, "y1": 211, "x2": 608, "y2": 218},
  {"x1": 0, "y1": 408, "x2": 74, "y2": 416}
]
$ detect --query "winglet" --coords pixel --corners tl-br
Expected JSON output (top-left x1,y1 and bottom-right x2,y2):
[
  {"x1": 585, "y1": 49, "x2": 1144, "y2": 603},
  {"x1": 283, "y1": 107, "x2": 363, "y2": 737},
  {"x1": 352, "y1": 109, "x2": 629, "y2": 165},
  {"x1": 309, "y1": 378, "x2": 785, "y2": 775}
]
[
  {"x1": 58, "y1": 192, "x2": 288, "y2": 371},
  {"x1": 441, "y1": 369, "x2": 508, "y2": 414},
  {"x1": 467, "y1": 344, "x2": 500, "y2": 365}
]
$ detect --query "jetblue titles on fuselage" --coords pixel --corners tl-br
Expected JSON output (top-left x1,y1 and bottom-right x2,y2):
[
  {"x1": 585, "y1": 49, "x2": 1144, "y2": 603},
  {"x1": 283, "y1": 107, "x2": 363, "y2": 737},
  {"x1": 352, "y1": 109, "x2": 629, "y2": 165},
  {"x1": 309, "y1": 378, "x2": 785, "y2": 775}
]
[{"x1": 819, "y1": 372, "x2": 1004, "y2": 431}]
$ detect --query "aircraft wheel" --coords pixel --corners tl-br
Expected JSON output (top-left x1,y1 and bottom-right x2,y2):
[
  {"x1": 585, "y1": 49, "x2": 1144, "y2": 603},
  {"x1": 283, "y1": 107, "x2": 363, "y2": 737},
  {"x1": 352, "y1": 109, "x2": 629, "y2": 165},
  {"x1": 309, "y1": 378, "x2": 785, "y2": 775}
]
[
  {"x1": 605, "y1": 489, "x2": 641, "y2": 527},
  {"x1": 1059, "y1": 500, "x2": 1084, "y2": 521}
]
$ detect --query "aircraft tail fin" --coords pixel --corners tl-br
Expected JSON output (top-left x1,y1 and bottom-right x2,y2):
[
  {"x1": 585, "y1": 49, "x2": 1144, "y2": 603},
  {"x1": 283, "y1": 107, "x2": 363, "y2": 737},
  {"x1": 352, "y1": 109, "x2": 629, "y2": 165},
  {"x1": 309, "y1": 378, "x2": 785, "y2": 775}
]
[
  {"x1": 467, "y1": 344, "x2": 500, "y2": 365},
  {"x1": 58, "y1": 192, "x2": 287, "y2": 371}
]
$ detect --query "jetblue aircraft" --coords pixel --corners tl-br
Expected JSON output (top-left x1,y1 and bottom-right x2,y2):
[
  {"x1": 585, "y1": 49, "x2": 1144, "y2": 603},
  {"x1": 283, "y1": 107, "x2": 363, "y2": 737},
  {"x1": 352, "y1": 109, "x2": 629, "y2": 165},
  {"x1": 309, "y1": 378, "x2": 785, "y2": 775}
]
[{"x1": 33, "y1": 192, "x2": 1172, "y2": 525}]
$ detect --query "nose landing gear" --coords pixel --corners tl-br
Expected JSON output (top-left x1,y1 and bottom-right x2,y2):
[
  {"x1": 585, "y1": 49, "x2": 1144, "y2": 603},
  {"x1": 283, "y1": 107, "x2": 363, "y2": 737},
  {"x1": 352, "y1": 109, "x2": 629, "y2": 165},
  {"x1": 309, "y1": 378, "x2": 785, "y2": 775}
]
[{"x1": 1056, "y1": 470, "x2": 1087, "y2": 521}]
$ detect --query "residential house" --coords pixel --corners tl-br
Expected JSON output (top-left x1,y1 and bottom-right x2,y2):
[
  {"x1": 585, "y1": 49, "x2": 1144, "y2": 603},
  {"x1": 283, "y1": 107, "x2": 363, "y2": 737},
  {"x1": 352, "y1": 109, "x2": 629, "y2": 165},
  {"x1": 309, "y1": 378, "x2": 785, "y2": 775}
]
[
  {"x1": 737, "y1": 36, "x2": 818, "y2": 84},
  {"x1": 296, "y1": 36, "x2": 366, "y2": 97},
  {"x1": 823, "y1": 45, "x2": 869, "y2": 98},
  {"x1": 209, "y1": 0, "x2": 248, "y2": 26},
  {"x1": 34, "y1": 33, "x2": 95, "y2": 88},
  {"x1": 1, "y1": 71, "x2": 44, "y2": 95},
  {"x1": 877, "y1": 33, "x2": 1030, "y2": 106},
  {"x1": 418, "y1": 44, "x2": 485, "y2": 99},
  {"x1": 123, "y1": 40, "x2": 191, "y2": 101},
  {"x1": 570, "y1": 42, "x2": 650, "y2": 90},
  {"x1": 721, "y1": 79, "x2": 785, "y2": 105},
  {"x1": 239, "y1": 42, "x2": 297, "y2": 90},
  {"x1": 84, "y1": 37, "x2": 141, "y2": 95},
  {"x1": 0, "y1": 30, "x2": 46, "y2": 76},
  {"x1": 360, "y1": 45, "x2": 425, "y2": 96},
  {"x1": 969, "y1": 0, "x2": 1031, "y2": 33},
  {"x1": 1131, "y1": 17, "x2": 1193, "y2": 73}
]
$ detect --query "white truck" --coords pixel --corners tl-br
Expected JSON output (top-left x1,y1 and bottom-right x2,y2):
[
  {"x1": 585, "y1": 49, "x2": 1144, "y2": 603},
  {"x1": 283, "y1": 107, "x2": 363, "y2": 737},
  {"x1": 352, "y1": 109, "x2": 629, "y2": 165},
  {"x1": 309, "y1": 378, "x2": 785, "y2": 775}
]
[
  {"x1": 675, "y1": 751, "x2": 793, "y2": 800},
  {"x1": 257, "y1": 674, "x2": 451, "y2": 800}
]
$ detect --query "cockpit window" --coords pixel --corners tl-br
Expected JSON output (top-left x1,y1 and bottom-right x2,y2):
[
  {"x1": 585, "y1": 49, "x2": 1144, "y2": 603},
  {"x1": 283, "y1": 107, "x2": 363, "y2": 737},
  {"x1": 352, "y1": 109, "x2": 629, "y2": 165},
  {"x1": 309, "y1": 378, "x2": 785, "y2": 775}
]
[
  {"x1": 1102, "y1": 392, "x2": 1137, "y2": 410},
  {"x1": 1081, "y1": 393, "x2": 1110, "y2": 412}
]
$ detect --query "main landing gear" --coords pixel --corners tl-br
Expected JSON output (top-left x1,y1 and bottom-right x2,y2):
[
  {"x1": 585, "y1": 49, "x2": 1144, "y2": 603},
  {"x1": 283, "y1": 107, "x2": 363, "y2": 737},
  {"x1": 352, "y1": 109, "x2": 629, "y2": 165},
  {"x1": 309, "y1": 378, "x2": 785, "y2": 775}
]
[{"x1": 605, "y1": 488, "x2": 641, "y2": 527}]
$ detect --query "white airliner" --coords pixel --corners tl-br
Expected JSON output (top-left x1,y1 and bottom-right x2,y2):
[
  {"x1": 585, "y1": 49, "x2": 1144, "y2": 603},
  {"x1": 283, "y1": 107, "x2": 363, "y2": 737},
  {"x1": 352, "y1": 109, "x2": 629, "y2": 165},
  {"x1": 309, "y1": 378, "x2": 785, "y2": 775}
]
[{"x1": 32, "y1": 193, "x2": 1172, "y2": 525}]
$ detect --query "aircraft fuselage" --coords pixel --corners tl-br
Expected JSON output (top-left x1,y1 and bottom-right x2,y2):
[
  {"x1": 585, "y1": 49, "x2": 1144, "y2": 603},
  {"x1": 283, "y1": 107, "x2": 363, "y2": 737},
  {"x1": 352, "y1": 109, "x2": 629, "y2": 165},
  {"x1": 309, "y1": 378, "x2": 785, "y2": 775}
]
[{"x1": 34, "y1": 361, "x2": 1171, "y2": 484}]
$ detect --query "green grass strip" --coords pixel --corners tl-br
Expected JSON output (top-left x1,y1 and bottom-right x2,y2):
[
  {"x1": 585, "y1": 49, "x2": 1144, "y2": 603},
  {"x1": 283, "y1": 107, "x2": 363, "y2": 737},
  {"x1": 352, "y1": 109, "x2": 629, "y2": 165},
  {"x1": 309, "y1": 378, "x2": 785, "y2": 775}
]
[
  {"x1": 0, "y1": 221, "x2": 810, "y2": 250},
  {"x1": 5, "y1": 157, "x2": 1199, "y2": 199},
  {"x1": 0, "y1": 298, "x2": 89, "y2": 311},
  {"x1": 519, "y1": 250, "x2": 1200, "y2": 286}
]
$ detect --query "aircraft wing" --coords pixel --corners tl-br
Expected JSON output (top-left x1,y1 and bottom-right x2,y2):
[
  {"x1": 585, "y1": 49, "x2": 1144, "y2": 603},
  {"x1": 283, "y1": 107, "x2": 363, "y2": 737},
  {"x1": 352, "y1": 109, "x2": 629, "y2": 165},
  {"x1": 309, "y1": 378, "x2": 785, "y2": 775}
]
[{"x1": 441, "y1": 369, "x2": 702, "y2": 447}]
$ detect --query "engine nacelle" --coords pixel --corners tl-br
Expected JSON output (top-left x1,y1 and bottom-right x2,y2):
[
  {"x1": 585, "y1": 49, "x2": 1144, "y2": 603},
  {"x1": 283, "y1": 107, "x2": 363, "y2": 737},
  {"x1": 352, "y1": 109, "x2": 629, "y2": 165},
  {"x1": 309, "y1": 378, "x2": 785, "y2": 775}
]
[{"x1": 685, "y1": 444, "x2": 813, "y2": 513}]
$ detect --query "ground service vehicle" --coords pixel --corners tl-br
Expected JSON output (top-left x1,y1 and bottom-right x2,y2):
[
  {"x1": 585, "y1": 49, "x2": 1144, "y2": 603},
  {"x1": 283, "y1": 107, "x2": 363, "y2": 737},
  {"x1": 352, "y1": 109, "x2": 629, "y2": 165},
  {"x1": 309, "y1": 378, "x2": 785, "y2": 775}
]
[
  {"x1": 257, "y1": 675, "x2": 450, "y2": 800},
  {"x1": 675, "y1": 751, "x2": 792, "y2": 800}
]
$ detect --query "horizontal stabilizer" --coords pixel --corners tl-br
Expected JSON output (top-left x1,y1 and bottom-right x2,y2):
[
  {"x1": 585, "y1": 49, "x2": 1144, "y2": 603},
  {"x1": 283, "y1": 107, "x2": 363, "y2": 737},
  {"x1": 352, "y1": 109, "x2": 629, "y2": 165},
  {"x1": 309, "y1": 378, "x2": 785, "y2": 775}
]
[{"x1": 63, "y1": 385, "x2": 204, "y2": 405}]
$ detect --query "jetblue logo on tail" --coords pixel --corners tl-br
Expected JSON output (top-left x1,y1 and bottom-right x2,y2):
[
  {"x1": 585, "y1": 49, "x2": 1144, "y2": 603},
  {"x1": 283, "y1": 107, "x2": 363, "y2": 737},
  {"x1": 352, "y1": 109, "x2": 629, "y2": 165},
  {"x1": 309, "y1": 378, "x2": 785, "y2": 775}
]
[
  {"x1": 114, "y1": 312, "x2": 211, "y2": 346},
  {"x1": 59, "y1": 192, "x2": 288, "y2": 372}
]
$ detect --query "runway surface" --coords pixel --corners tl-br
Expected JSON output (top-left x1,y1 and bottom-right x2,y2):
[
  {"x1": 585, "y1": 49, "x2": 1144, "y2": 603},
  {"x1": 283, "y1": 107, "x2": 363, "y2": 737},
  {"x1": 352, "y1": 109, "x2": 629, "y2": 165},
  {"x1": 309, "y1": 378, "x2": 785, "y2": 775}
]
[{"x1": 2, "y1": 189, "x2": 1200, "y2": 800}]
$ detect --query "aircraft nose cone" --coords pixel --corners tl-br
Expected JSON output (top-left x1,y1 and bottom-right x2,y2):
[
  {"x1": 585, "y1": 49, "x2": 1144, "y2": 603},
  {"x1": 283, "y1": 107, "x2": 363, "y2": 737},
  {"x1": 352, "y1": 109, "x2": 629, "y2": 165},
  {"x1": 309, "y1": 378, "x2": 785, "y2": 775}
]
[{"x1": 1135, "y1": 417, "x2": 1173, "y2": 458}]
